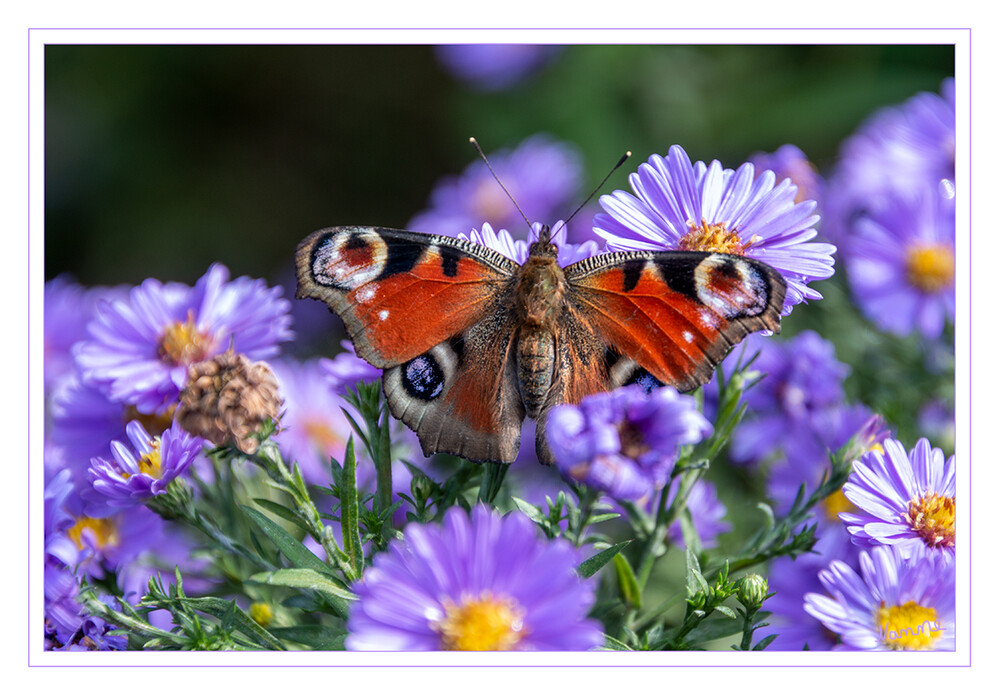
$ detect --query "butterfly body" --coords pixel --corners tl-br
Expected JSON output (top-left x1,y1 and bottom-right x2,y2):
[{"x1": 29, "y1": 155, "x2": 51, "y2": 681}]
[{"x1": 296, "y1": 225, "x2": 786, "y2": 465}]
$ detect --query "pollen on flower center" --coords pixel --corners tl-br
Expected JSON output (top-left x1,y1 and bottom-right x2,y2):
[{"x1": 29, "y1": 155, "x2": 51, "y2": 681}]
[
  {"x1": 678, "y1": 219, "x2": 748, "y2": 254},
  {"x1": 67, "y1": 516, "x2": 119, "y2": 551},
  {"x1": 876, "y1": 600, "x2": 941, "y2": 650},
  {"x1": 905, "y1": 243, "x2": 955, "y2": 292},
  {"x1": 158, "y1": 312, "x2": 213, "y2": 367},
  {"x1": 436, "y1": 592, "x2": 526, "y2": 651},
  {"x1": 618, "y1": 421, "x2": 651, "y2": 461},
  {"x1": 137, "y1": 441, "x2": 163, "y2": 479},
  {"x1": 903, "y1": 492, "x2": 955, "y2": 548}
]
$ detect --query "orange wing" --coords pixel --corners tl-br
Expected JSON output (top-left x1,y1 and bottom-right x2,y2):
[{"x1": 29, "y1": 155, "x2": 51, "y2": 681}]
[
  {"x1": 564, "y1": 250, "x2": 786, "y2": 393},
  {"x1": 295, "y1": 226, "x2": 518, "y2": 368}
]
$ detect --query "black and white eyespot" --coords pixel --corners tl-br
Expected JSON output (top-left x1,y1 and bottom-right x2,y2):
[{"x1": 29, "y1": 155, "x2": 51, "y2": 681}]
[
  {"x1": 693, "y1": 255, "x2": 769, "y2": 319},
  {"x1": 398, "y1": 342, "x2": 461, "y2": 402},
  {"x1": 311, "y1": 229, "x2": 388, "y2": 291}
]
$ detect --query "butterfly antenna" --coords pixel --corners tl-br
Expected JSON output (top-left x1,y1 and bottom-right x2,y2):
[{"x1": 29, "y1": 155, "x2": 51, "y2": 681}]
[
  {"x1": 553, "y1": 150, "x2": 632, "y2": 236},
  {"x1": 469, "y1": 137, "x2": 534, "y2": 233}
]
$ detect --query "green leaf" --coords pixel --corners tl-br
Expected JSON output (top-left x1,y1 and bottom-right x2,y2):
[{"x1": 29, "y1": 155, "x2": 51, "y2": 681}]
[
  {"x1": 683, "y1": 615, "x2": 743, "y2": 643},
  {"x1": 251, "y1": 498, "x2": 310, "y2": 533},
  {"x1": 612, "y1": 552, "x2": 642, "y2": 609},
  {"x1": 268, "y1": 625, "x2": 348, "y2": 650},
  {"x1": 339, "y1": 436, "x2": 364, "y2": 579},
  {"x1": 685, "y1": 547, "x2": 709, "y2": 598},
  {"x1": 714, "y1": 605, "x2": 739, "y2": 620},
  {"x1": 576, "y1": 541, "x2": 630, "y2": 579},
  {"x1": 249, "y1": 568, "x2": 358, "y2": 603},
  {"x1": 753, "y1": 633, "x2": 779, "y2": 651},
  {"x1": 242, "y1": 505, "x2": 337, "y2": 578},
  {"x1": 169, "y1": 596, "x2": 286, "y2": 650}
]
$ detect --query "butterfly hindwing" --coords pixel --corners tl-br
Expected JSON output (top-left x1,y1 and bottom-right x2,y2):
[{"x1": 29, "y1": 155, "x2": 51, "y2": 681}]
[
  {"x1": 295, "y1": 226, "x2": 518, "y2": 367},
  {"x1": 564, "y1": 250, "x2": 786, "y2": 392},
  {"x1": 382, "y1": 312, "x2": 526, "y2": 463}
]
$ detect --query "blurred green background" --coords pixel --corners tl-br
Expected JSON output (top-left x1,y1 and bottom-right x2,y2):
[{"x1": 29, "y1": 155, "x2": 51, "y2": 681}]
[{"x1": 45, "y1": 43, "x2": 954, "y2": 288}]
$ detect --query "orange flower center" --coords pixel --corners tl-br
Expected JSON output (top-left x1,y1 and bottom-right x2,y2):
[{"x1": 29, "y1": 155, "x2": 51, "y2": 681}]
[
  {"x1": 303, "y1": 419, "x2": 345, "y2": 454},
  {"x1": 903, "y1": 492, "x2": 955, "y2": 549},
  {"x1": 679, "y1": 219, "x2": 751, "y2": 254},
  {"x1": 436, "y1": 592, "x2": 526, "y2": 651},
  {"x1": 905, "y1": 243, "x2": 955, "y2": 292}
]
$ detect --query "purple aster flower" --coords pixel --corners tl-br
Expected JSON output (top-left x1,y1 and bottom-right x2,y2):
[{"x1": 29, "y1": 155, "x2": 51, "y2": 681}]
[
  {"x1": 824, "y1": 79, "x2": 955, "y2": 247},
  {"x1": 347, "y1": 505, "x2": 603, "y2": 650},
  {"x1": 748, "y1": 144, "x2": 825, "y2": 209},
  {"x1": 460, "y1": 221, "x2": 601, "y2": 267},
  {"x1": 726, "y1": 330, "x2": 850, "y2": 466},
  {"x1": 271, "y1": 358, "x2": 359, "y2": 484},
  {"x1": 48, "y1": 376, "x2": 177, "y2": 488},
  {"x1": 408, "y1": 135, "x2": 583, "y2": 239},
  {"x1": 840, "y1": 438, "x2": 955, "y2": 558},
  {"x1": 44, "y1": 559, "x2": 127, "y2": 651},
  {"x1": 763, "y1": 533, "x2": 859, "y2": 651},
  {"x1": 44, "y1": 276, "x2": 128, "y2": 395},
  {"x1": 319, "y1": 341, "x2": 382, "y2": 391},
  {"x1": 594, "y1": 144, "x2": 836, "y2": 315},
  {"x1": 804, "y1": 545, "x2": 955, "y2": 650},
  {"x1": 664, "y1": 479, "x2": 731, "y2": 549},
  {"x1": 842, "y1": 192, "x2": 955, "y2": 339},
  {"x1": 434, "y1": 44, "x2": 562, "y2": 92},
  {"x1": 86, "y1": 421, "x2": 204, "y2": 509},
  {"x1": 74, "y1": 263, "x2": 293, "y2": 415},
  {"x1": 547, "y1": 385, "x2": 712, "y2": 501}
]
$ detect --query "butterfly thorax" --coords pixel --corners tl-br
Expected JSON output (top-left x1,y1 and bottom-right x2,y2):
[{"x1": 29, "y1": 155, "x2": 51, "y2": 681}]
[{"x1": 514, "y1": 250, "x2": 566, "y2": 419}]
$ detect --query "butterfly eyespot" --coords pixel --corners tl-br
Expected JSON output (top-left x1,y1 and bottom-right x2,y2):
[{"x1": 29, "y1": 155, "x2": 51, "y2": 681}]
[
  {"x1": 624, "y1": 368, "x2": 664, "y2": 394},
  {"x1": 311, "y1": 229, "x2": 388, "y2": 290},
  {"x1": 694, "y1": 256, "x2": 768, "y2": 318},
  {"x1": 403, "y1": 354, "x2": 445, "y2": 401}
]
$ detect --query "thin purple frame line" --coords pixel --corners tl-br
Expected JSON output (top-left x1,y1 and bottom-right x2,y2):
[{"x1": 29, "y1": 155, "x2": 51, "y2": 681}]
[{"x1": 31, "y1": 35, "x2": 967, "y2": 661}]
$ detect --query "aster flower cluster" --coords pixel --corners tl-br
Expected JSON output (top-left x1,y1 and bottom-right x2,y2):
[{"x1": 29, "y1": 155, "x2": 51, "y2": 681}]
[{"x1": 40, "y1": 73, "x2": 958, "y2": 656}]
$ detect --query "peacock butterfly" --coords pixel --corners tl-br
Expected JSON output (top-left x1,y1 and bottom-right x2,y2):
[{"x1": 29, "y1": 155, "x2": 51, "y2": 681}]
[{"x1": 295, "y1": 223, "x2": 786, "y2": 465}]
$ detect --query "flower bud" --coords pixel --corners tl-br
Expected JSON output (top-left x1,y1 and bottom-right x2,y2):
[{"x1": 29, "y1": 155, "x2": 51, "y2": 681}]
[
  {"x1": 176, "y1": 348, "x2": 282, "y2": 454},
  {"x1": 737, "y1": 574, "x2": 769, "y2": 610}
]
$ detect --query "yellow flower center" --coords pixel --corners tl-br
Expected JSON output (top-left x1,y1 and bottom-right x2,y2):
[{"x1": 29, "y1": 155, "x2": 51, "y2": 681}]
[
  {"x1": 158, "y1": 311, "x2": 213, "y2": 367},
  {"x1": 876, "y1": 601, "x2": 942, "y2": 650},
  {"x1": 678, "y1": 219, "x2": 752, "y2": 255},
  {"x1": 303, "y1": 419, "x2": 345, "y2": 454},
  {"x1": 903, "y1": 492, "x2": 955, "y2": 549},
  {"x1": 905, "y1": 243, "x2": 955, "y2": 293},
  {"x1": 249, "y1": 602, "x2": 274, "y2": 627},
  {"x1": 122, "y1": 405, "x2": 176, "y2": 437},
  {"x1": 136, "y1": 441, "x2": 163, "y2": 479},
  {"x1": 67, "y1": 516, "x2": 120, "y2": 551},
  {"x1": 823, "y1": 487, "x2": 856, "y2": 522},
  {"x1": 437, "y1": 592, "x2": 526, "y2": 651}
]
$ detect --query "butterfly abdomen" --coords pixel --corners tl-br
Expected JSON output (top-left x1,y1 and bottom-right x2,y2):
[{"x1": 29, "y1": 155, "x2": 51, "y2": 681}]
[{"x1": 517, "y1": 326, "x2": 555, "y2": 418}]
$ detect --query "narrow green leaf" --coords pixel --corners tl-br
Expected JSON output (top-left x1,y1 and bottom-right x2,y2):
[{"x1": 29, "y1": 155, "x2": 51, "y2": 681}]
[
  {"x1": 242, "y1": 505, "x2": 337, "y2": 578},
  {"x1": 576, "y1": 541, "x2": 630, "y2": 579},
  {"x1": 714, "y1": 605, "x2": 739, "y2": 620},
  {"x1": 685, "y1": 547, "x2": 709, "y2": 598},
  {"x1": 250, "y1": 568, "x2": 358, "y2": 603},
  {"x1": 612, "y1": 552, "x2": 642, "y2": 609},
  {"x1": 340, "y1": 436, "x2": 364, "y2": 578},
  {"x1": 753, "y1": 633, "x2": 779, "y2": 651},
  {"x1": 251, "y1": 498, "x2": 310, "y2": 533},
  {"x1": 172, "y1": 596, "x2": 286, "y2": 650},
  {"x1": 269, "y1": 625, "x2": 348, "y2": 650}
]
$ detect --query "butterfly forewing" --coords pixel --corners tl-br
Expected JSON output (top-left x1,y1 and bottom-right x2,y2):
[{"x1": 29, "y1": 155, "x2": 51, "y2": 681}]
[
  {"x1": 295, "y1": 226, "x2": 518, "y2": 367},
  {"x1": 564, "y1": 250, "x2": 786, "y2": 392}
]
